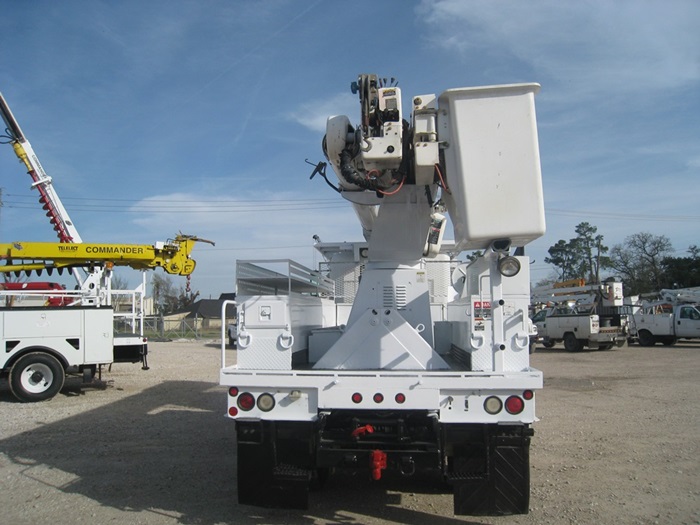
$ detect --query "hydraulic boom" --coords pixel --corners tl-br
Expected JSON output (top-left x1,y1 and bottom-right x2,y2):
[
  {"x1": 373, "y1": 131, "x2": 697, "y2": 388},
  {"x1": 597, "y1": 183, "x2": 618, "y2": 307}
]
[
  {"x1": 1, "y1": 92, "x2": 80, "y2": 244},
  {"x1": 0, "y1": 235, "x2": 211, "y2": 277}
]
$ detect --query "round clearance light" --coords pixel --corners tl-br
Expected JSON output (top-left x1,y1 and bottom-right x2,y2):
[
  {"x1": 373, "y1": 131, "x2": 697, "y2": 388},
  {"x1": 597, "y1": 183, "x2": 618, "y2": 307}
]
[
  {"x1": 498, "y1": 256, "x2": 521, "y2": 277},
  {"x1": 228, "y1": 406, "x2": 238, "y2": 417},
  {"x1": 484, "y1": 396, "x2": 503, "y2": 415},
  {"x1": 257, "y1": 393, "x2": 276, "y2": 412},
  {"x1": 351, "y1": 392, "x2": 363, "y2": 404},
  {"x1": 395, "y1": 393, "x2": 406, "y2": 404},
  {"x1": 505, "y1": 395, "x2": 525, "y2": 415},
  {"x1": 228, "y1": 387, "x2": 239, "y2": 397},
  {"x1": 523, "y1": 389, "x2": 534, "y2": 401},
  {"x1": 373, "y1": 393, "x2": 384, "y2": 404},
  {"x1": 237, "y1": 392, "x2": 256, "y2": 411}
]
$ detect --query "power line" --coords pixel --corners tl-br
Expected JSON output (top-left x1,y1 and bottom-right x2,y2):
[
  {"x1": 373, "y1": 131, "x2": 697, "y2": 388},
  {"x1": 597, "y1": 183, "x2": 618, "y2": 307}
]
[
  {"x1": 5, "y1": 193, "x2": 340, "y2": 204},
  {"x1": 547, "y1": 208, "x2": 700, "y2": 222},
  {"x1": 3, "y1": 203, "x2": 345, "y2": 213},
  {"x1": 3, "y1": 192, "x2": 699, "y2": 221}
]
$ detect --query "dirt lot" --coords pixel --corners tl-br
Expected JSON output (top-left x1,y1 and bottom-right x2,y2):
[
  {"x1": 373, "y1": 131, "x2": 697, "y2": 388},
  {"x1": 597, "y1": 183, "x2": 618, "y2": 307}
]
[{"x1": 1, "y1": 340, "x2": 699, "y2": 525}]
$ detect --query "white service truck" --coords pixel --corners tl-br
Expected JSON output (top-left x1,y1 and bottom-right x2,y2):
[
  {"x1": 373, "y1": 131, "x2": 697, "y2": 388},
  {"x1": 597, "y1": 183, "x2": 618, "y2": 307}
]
[
  {"x1": 0, "y1": 92, "x2": 208, "y2": 402},
  {"x1": 0, "y1": 236, "x2": 207, "y2": 402},
  {"x1": 530, "y1": 307, "x2": 626, "y2": 351},
  {"x1": 531, "y1": 280, "x2": 628, "y2": 351},
  {"x1": 631, "y1": 288, "x2": 700, "y2": 346},
  {"x1": 220, "y1": 74, "x2": 546, "y2": 515},
  {"x1": 0, "y1": 302, "x2": 146, "y2": 402}
]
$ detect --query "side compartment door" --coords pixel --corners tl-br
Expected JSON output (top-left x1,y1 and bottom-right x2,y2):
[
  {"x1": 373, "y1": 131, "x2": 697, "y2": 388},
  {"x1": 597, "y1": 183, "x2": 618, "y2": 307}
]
[
  {"x1": 237, "y1": 296, "x2": 293, "y2": 370},
  {"x1": 675, "y1": 306, "x2": 700, "y2": 338},
  {"x1": 83, "y1": 309, "x2": 115, "y2": 364}
]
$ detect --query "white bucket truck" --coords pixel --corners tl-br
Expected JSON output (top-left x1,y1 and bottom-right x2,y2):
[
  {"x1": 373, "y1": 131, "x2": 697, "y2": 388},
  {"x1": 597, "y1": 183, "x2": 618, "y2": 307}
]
[
  {"x1": 630, "y1": 288, "x2": 700, "y2": 346},
  {"x1": 220, "y1": 74, "x2": 546, "y2": 515}
]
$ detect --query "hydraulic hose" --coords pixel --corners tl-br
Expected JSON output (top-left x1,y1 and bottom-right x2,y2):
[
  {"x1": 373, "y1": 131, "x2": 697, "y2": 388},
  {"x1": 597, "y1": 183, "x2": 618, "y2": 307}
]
[{"x1": 339, "y1": 148, "x2": 379, "y2": 191}]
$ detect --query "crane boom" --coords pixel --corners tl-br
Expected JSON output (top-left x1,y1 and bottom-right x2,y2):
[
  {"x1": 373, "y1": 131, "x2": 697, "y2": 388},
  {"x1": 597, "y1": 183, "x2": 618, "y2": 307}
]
[
  {"x1": 0, "y1": 235, "x2": 211, "y2": 277},
  {"x1": 0, "y1": 92, "x2": 81, "y2": 244}
]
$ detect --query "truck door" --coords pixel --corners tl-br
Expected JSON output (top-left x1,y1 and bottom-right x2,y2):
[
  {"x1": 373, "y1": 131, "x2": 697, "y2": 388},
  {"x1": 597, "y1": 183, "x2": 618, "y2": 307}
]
[
  {"x1": 675, "y1": 306, "x2": 700, "y2": 338},
  {"x1": 531, "y1": 309, "x2": 547, "y2": 333}
]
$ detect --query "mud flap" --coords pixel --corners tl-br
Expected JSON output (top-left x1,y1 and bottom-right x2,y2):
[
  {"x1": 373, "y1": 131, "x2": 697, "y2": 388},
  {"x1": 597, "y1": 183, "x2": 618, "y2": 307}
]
[
  {"x1": 447, "y1": 424, "x2": 532, "y2": 515},
  {"x1": 235, "y1": 419, "x2": 314, "y2": 510}
]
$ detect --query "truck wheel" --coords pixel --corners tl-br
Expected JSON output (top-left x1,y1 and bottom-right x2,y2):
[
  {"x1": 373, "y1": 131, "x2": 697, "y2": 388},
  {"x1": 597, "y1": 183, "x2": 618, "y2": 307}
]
[
  {"x1": 563, "y1": 333, "x2": 583, "y2": 352},
  {"x1": 542, "y1": 340, "x2": 555, "y2": 348},
  {"x1": 637, "y1": 330, "x2": 656, "y2": 347},
  {"x1": 9, "y1": 352, "x2": 65, "y2": 402}
]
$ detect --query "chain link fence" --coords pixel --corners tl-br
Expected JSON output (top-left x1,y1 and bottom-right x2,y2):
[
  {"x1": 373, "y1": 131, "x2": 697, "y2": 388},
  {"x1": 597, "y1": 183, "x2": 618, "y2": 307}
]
[{"x1": 142, "y1": 314, "x2": 223, "y2": 340}]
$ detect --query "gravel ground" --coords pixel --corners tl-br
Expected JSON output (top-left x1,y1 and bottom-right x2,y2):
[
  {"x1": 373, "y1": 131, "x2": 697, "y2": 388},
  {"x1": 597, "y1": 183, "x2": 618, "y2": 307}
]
[{"x1": 1, "y1": 340, "x2": 699, "y2": 525}]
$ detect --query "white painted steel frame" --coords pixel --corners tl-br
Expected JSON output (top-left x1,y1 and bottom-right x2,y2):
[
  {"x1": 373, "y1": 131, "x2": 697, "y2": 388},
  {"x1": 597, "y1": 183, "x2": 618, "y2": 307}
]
[{"x1": 220, "y1": 365, "x2": 542, "y2": 423}]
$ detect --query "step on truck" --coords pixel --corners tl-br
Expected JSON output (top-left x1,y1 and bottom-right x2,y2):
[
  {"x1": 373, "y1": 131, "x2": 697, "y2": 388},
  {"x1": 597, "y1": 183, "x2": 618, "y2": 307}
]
[{"x1": 220, "y1": 74, "x2": 546, "y2": 515}]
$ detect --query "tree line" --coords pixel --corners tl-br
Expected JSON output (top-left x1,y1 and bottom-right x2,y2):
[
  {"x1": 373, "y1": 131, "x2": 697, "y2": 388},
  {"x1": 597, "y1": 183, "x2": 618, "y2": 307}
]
[
  {"x1": 542, "y1": 222, "x2": 699, "y2": 296},
  {"x1": 150, "y1": 273, "x2": 200, "y2": 315}
]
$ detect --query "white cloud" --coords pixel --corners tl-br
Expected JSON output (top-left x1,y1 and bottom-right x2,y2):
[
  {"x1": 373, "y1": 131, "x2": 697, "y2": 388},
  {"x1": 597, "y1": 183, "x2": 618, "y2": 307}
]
[
  {"x1": 418, "y1": 0, "x2": 700, "y2": 99},
  {"x1": 287, "y1": 92, "x2": 358, "y2": 133}
]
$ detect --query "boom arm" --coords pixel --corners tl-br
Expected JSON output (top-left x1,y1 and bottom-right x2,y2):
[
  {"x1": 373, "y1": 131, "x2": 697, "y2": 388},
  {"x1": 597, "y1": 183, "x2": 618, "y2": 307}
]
[
  {"x1": 1, "y1": 92, "x2": 81, "y2": 244},
  {"x1": 0, "y1": 235, "x2": 212, "y2": 277}
]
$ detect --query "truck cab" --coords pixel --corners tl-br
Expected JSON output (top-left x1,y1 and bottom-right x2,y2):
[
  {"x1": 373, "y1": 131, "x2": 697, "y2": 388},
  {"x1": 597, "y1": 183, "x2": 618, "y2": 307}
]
[
  {"x1": 633, "y1": 302, "x2": 700, "y2": 346},
  {"x1": 677, "y1": 305, "x2": 700, "y2": 336}
]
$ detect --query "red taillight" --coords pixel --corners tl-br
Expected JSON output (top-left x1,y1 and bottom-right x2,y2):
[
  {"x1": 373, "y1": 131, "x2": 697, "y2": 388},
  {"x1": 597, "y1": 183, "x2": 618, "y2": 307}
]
[
  {"x1": 395, "y1": 393, "x2": 406, "y2": 404},
  {"x1": 228, "y1": 406, "x2": 238, "y2": 417},
  {"x1": 505, "y1": 395, "x2": 524, "y2": 415},
  {"x1": 351, "y1": 392, "x2": 363, "y2": 404},
  {"x1": 373, "y1": 393, "x2": 384, "y2": 404},
  {"x1": 237, "y1": 392, "x2": 255, "y2": 411},
  {"x1": 229, "y1": 387, "x2": 239, "y2": 397},
  {"x1": 523, "y1": 389, "x2": 534, "y2": 400}
]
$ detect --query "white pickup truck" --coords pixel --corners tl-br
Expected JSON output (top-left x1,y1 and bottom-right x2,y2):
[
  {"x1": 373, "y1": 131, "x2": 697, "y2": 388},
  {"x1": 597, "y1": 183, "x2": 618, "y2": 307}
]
[
  {"x1": 531, "y1": 305, "x2": 627, "y2": 351},
  {"x1": 631, "y1": 303, "x2": 700, "y2": 346}
]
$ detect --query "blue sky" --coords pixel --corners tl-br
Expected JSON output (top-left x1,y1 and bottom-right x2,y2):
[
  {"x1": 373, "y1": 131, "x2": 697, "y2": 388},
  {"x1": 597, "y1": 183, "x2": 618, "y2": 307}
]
[{"x1": 1, "y1": 0, "x2": 698, "y2": 299}]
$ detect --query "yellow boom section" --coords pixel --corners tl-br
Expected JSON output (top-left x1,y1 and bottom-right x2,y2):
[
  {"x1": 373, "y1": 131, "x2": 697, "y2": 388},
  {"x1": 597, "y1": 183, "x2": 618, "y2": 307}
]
[{"x1": 0, "y1": 235, "x2": 213, "y2": 277}]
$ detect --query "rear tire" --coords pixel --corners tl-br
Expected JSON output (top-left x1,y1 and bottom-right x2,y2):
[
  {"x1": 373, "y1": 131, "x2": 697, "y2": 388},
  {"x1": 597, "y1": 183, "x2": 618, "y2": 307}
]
[
  {"x1": 563, "y1": 333, "x2": 583, "y2": 352},
  {"x1": 638, "y1": 330, "x2": 656, "y2": 347},
  {"x1": 9, "y1": 352, "x2": 65, "y2": 402}
]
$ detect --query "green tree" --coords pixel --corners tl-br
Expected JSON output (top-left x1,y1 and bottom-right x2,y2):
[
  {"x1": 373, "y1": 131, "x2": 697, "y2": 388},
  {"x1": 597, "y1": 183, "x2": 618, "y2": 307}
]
[
  {"x1": 606, "y1": 232, "x2": 673, "y2": 295},
  {"x1": 545, "y1": 222, "x2": 608, "y2": 282},
  {"x1": 151, "y1": 273, "x2": 199, "y2": 315},
  {"x1": 661, "y1": 245, "x2": 700, "y2": 289}
]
